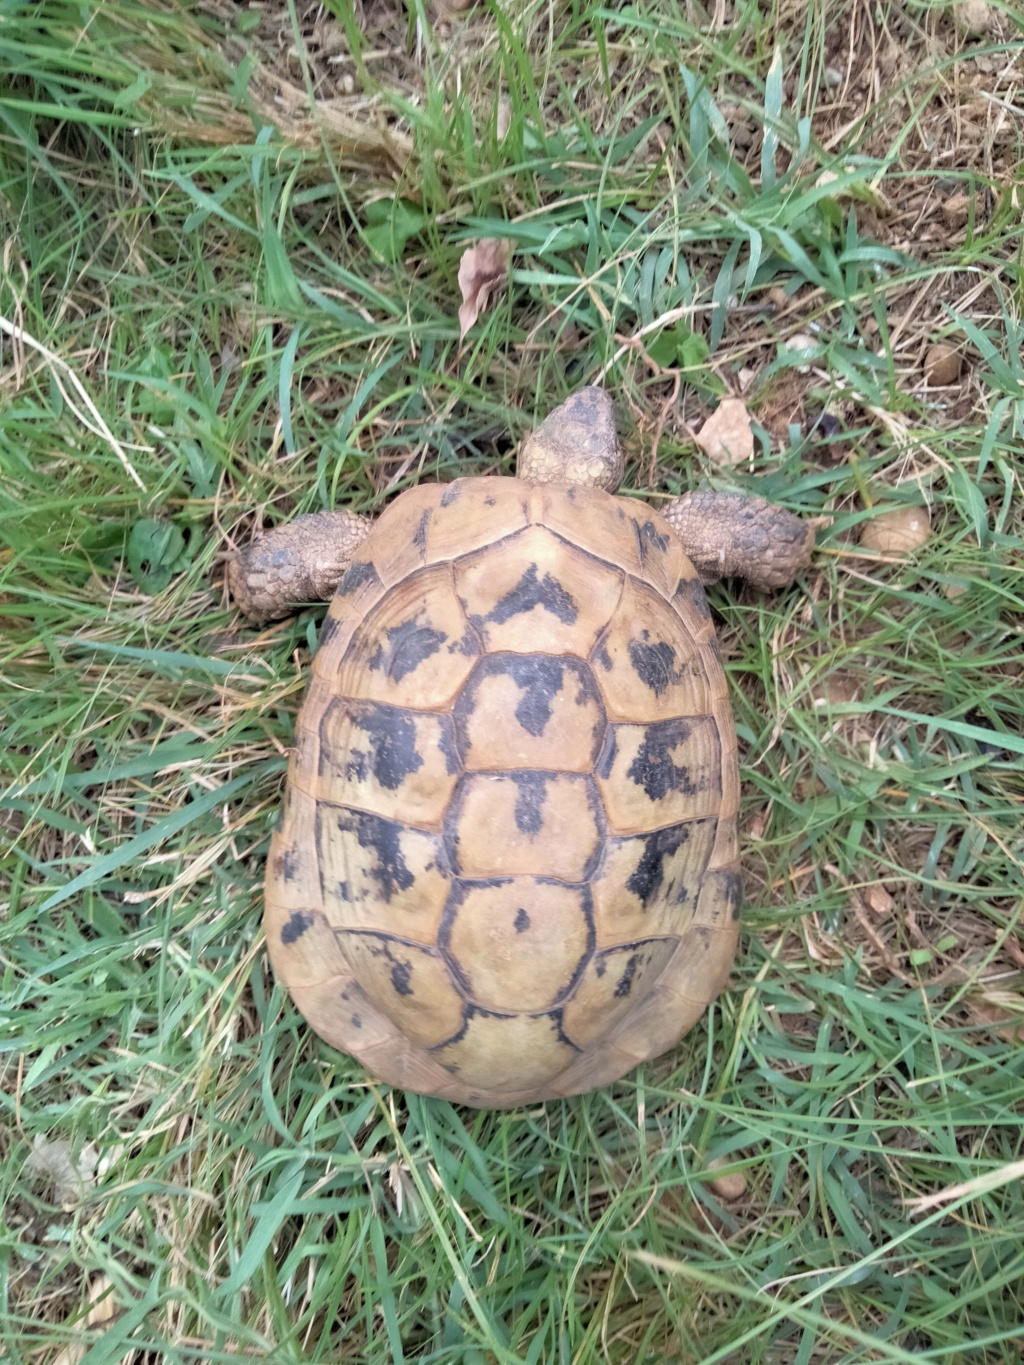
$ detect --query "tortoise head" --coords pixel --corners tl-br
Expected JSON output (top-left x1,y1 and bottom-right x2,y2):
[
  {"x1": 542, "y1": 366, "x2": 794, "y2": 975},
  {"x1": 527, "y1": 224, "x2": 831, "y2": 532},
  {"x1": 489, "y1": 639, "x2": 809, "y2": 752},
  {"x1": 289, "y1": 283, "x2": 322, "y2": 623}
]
[{"x1": 516, "y1": 386, "x2": 624, "y2": 492}]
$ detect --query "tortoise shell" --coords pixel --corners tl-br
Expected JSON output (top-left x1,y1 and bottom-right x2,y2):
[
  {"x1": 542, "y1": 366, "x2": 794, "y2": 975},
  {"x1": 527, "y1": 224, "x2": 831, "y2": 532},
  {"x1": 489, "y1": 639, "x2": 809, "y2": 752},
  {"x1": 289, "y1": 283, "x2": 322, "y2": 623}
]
[{"x1": 265, "y1": 476, "x2": 741, "y2": 1107}]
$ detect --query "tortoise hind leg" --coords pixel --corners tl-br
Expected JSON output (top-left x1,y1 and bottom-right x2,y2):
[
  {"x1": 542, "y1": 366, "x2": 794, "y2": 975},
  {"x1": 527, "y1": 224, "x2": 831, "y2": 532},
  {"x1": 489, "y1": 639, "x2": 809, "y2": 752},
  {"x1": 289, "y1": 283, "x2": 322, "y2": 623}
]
[{"x1": 227, "y1": 508, "x2": 373, "y2": 621}]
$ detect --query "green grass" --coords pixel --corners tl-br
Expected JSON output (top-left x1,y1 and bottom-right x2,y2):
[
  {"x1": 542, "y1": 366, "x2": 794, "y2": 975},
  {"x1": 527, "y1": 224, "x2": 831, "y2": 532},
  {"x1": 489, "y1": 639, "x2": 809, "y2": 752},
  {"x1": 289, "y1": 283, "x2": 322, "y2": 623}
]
[{"x1": 2, "y1": 1, "x2": 1023, "y2": 1361}]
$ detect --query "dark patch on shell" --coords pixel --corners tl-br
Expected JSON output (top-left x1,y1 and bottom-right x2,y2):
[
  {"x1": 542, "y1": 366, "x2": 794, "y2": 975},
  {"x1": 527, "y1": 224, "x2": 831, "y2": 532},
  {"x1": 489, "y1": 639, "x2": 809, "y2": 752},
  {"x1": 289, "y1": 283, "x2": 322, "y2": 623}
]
[
  {"x1": 592, "y1": 636, "x2": 613, "y2": 672},
  {"x1": 390, "y1": 958, "x2": 413, "y2": 996},
  {"x1": 507, "y1": 655, "x2": 564, "y2": 736},
  {"x1": 413, "y1": 509, "x2": 430, "y2": 552},
  {"x1": 338, "y1": 560, "x2": 381, "y2": 596},
  {"x1": 456, "y1": 653, "x2": 567, "y2": 738},
  {"x1": 447, "y1": 630, "x2": 479, "y2": 657},
  {"x1": 614, "y1": 951, "x2": 641, "y2": 998},
  {"x1": 626, "y1": 824, "x2": 692, "y2": 907},
  {"x1": 350, "y1": 1014, "x2": 362, "y2": 1028},
  {"x1": 318, "y1": 614, "x2": 340, "y2": 650},
  {"x1": 368, "y1": 614, "x2": 447, "y2": 682},
  {"x1": 440, "y1": 482, "x2": 462, "y2": 507},
  {"x1": 595, "y1": 728, "x2": 617, "y2": 780},
  {"x1": 436, "y1": 719, "x2": 460, "y2": 775},
  {"x1": 510, "y1": 771, "x2": 547, "y2": 835},
  {"x1": 281, "y1": 845, "x2": 300, "y2": 882},
  {"x1": 486, "y1": 562, "x2": 578, "y2": 626},
  {"x1": 628, "y1": 638, "x2": 685, "y2": 697},
  {"x1": 718, "y1": 868, "x2": 743, "y2": 921},
  {"x1": 674, "y1": 576, "x2": 712, "y2": 621},
  {"x1": 331, "y1": 809, "x2": 416, "y2": 902},
  {"x1": 514, "y1": 908, "x2": 530, "y2": 932},
  {"x1": 333, "y1": 701, "x2": 424, "y2": 791},
  {"x1": 633, "y1": 518, "x2": 670, "y2": 565},
  {"x1": 281, "y1": 910, "x2": 313, "y2": 945},
  {"x1": 627, "y1": 719, "x2": 700, "y2": 801}
]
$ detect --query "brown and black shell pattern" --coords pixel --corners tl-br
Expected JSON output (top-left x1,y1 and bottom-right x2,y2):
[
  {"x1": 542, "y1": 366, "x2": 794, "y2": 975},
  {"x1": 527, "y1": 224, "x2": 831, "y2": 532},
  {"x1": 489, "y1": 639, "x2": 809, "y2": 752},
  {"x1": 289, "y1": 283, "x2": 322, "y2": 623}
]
[{"x1": 265, "y1": 477, "x2": 741, "y2": 1107}]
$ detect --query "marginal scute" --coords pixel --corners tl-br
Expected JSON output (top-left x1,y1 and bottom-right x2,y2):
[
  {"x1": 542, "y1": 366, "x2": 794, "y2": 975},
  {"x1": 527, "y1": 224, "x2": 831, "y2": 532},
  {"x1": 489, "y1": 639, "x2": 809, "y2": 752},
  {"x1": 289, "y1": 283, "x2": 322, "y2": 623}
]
[
  {"x1": 529, "y1": 483, "x2": 685, "y2": 596},
  {"x1": 426, "y1": 477, "x2": 531, "y2": 561},
  {"x1": 264, "y1": 457, "x2": 744, "y2": 1107},
  {"x1": 355, "y1": 481, "x2": 437, "y2": 588}
]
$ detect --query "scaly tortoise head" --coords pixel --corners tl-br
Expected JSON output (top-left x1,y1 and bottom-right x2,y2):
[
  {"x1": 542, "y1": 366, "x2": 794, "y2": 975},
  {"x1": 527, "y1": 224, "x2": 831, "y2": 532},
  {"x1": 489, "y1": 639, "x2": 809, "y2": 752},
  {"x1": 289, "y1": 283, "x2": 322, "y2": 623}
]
[{"x1": 230, "y1": 387, "x2": 813, "y2": 1107}]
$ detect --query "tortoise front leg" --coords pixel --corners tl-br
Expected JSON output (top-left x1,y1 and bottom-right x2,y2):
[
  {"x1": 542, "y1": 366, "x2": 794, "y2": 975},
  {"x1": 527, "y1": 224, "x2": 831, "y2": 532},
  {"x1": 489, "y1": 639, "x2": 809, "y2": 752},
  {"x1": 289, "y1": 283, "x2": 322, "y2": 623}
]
[
  {"x1": 662, "y1": 491, "x2": 813, "y2": 591},
  {"x1": 226, "y1": 508, "x2": 374, "y2": 621}
]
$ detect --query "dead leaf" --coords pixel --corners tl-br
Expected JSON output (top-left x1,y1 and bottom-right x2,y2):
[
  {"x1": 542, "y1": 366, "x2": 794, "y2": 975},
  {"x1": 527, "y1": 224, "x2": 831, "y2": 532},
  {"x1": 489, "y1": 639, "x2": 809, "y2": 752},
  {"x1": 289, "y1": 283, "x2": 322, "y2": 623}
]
[
  {"x1": 695, "y1": 397, "x2": 754, "y2": 465},
  {"x1": 968, "y1": 997, "x2": 1024, "y2": 1043},
  {"x1": 457, "y1": 238, "x2": 511, "y2": 340},
  {"x1": 25, "y1": 1135, "x2": 98, "y2": 1208},
  {"x1": 52, "y1": 1277, "x2": 121, "y2": 1365}
]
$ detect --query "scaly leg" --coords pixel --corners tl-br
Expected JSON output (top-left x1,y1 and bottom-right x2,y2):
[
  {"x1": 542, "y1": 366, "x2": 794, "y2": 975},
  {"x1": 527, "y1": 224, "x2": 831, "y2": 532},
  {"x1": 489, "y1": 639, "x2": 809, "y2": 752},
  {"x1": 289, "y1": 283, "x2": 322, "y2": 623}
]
[
  {"x1": 226, "y1": 508, "x2": 373, "y2": 621},
  {"x1": 662, "y1": 490, "x2": 813, "y2": 591}
]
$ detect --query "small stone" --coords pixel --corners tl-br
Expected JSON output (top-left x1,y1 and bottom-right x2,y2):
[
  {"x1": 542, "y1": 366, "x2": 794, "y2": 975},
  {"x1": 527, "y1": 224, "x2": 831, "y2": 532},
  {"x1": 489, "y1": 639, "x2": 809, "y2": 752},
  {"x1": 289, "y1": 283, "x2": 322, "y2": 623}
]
[
  {"x1": 924, "y1": 341, "x2": 962, "y2": 385},
  {"x1": 813, "y1": 412, "x2": 843, "y2": 438},
  {"x1": 706, "y1": 1159, "x2": 747, "y2": 1200},
  {"x1": 860, "y1": 505, "x2": 931, "y2": 556},
  {"x1": 783, "y1": 332, "x2": 816, "y2": 373},
  {"x1": 737, "y1": 366, "x2": 758, "y2": 391},
  {"x1": 695, "y1": 397, "x2": 754, "y2": 466},
  {"x1": 767, "y1": 285, "x2": 789, "y2": 310},
  {"x1": 956, "y1": 0, "x2": 995, "y2": 35},
  {"x1": 941, "y1": 193, "x2": 972, "y2": 228},
  {"x1": 864, "y1": 884, "x2": 895, "y2": 916},
  {"x1": 824, "y1": 66, "x2": 843, "y2": 88}
]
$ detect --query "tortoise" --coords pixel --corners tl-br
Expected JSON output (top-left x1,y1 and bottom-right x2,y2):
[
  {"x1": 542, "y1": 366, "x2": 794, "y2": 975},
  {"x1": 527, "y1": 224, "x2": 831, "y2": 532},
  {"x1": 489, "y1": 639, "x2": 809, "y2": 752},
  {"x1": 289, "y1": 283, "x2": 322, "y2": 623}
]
[{"x1": 228, "y1": 388, "x2": 812, "y2": 1108}]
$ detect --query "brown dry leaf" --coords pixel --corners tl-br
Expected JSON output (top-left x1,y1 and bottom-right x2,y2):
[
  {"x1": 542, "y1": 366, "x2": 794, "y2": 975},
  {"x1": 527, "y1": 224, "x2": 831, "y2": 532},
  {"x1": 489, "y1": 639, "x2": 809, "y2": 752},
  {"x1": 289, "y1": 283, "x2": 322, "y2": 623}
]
[
  {"x1": 457, "y1": 238, "x2": 511, "y2": 340},
  {"x1": 695, "y1": 397, "x2": 754, "y2": 465},
  {"x1": 25, "y1": 1135, "x2": 98, "y2": 1208},
  {"x1": 968, "y1": 997, "x2": 1024, "y2": 1043},
  {"x1": 52, "y1": 1277, "x2": 120, "y2": 1365}
]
